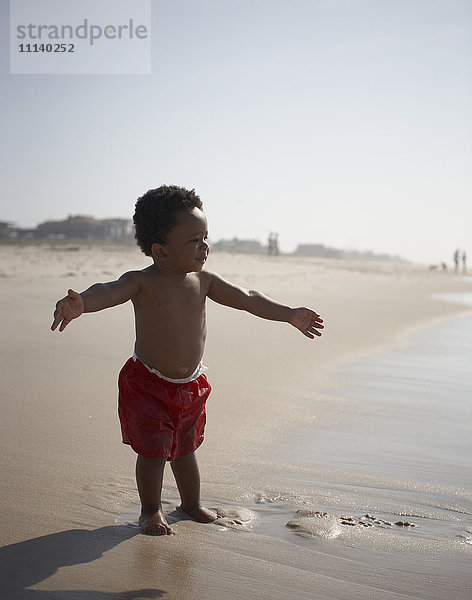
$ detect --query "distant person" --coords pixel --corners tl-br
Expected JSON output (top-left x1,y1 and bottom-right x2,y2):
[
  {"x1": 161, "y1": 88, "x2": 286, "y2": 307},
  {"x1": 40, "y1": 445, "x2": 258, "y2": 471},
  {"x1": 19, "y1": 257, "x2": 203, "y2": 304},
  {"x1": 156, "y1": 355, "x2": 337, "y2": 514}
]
[
  {"x1": 51, "y1": 185, "x2": 324, "y2": 536},
  {"x1": 454, "y1": 248, "x2": 460, "y2": 273},
  {"x1": 267, "y1": 232, "x2": 274, "y2": 255},
  {"x1": 273, "y1": 232, "x2": 280, "y2": 256},
  {"x1": 462, "y1": 250, "x2": 467, "y2": 274}
]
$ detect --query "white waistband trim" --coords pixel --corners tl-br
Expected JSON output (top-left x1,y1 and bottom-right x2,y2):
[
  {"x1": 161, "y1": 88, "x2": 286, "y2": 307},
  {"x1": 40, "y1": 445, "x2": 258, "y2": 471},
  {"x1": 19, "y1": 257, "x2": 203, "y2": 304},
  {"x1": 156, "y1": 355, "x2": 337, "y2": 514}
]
[{"x1": 133, "y1": 353, "x2": 207, "y2": 384}]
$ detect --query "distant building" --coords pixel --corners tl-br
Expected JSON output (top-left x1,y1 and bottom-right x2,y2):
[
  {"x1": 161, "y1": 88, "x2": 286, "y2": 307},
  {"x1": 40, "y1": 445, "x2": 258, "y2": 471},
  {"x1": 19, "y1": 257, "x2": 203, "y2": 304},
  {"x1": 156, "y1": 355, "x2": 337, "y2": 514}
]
[
  {"x1": 0, "y1": 221, "x2": 14, "y2": 240},
  {"x1": 341, "y1": 249, "x2": 403, "y2": 262},
  {"x1": 295, "y1": 244, "x2": 342, "y2": 259},
  {"x1": 294, "y1": 243, "x2": 403, "y2": 261},
  {"x1": 211, "y1": 238, "x2": 264, "y2": 254},
  {"x1": 0, "y1": 221, "x2": 35, "y2": 241},
  {"x1": 34, "y1": 215, "x2": 133, "y2": 242}
]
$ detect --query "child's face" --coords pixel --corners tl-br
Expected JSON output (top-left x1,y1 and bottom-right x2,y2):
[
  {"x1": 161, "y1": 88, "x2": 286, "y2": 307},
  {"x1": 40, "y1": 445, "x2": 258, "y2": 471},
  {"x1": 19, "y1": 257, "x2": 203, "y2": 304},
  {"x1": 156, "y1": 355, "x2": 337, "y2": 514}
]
[{"x1": 153, "y1": 208, "x2": 209, "y2": 273}]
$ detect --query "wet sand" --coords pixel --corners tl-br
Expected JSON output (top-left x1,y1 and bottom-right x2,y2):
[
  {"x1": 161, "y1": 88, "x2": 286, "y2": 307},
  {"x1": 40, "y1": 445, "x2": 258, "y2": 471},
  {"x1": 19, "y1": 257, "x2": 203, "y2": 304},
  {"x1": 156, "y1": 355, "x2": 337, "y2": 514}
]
[{"x1": 0, "y1": 244, "x2": 471, "y2": 599}]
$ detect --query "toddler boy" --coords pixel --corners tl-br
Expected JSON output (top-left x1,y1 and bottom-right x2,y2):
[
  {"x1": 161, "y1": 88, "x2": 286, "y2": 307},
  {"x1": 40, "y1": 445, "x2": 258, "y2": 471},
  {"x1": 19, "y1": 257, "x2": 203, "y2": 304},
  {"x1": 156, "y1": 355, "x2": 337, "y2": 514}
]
[{"x1": 51, "y1": 185, "x2": 323, "y2": 535}]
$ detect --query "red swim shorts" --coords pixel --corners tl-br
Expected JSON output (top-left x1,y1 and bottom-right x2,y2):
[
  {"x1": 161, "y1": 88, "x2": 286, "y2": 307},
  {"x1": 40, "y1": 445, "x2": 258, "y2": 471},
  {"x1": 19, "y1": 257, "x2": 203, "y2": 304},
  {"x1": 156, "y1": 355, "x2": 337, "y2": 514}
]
[{"x1": 118, "y1": 357, "x2": 211, "y2": 461}]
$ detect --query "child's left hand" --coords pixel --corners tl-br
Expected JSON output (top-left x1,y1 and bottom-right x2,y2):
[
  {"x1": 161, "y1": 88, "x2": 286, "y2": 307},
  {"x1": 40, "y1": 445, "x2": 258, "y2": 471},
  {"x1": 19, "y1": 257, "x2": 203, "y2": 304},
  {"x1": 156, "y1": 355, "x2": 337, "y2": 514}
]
[{"x1": 289, "y1": 308, "x2": 324, "y2": 339}]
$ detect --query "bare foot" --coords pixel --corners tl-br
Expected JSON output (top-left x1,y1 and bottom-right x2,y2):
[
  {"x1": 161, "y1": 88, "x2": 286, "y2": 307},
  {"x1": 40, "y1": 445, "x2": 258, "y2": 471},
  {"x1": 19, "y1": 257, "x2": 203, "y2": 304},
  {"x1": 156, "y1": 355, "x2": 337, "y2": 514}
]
[
  {"x1": 139, "y1": 509, "x2": 175, "y2": 536},
  {"x1": 179, "y1": 504, "x2": 218, "y2": 523}
]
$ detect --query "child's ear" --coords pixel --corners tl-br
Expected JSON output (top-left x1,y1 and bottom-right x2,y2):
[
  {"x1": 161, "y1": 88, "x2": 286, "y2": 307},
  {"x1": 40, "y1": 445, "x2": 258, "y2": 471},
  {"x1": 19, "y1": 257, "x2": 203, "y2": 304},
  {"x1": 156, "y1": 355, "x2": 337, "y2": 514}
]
[{"x1": 151, "y1": 242, "x2": 166, "y2": 259}]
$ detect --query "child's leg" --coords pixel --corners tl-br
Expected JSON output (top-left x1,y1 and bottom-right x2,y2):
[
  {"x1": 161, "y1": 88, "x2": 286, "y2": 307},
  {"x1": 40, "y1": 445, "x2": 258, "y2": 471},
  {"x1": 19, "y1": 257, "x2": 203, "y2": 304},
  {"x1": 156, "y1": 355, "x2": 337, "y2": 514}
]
[
  {"x1": 170, "y1": 452, "x2": 217, "y2": 523},
  {"x1": 135, "y1": 454, "x2": 174, "y2": 535}
]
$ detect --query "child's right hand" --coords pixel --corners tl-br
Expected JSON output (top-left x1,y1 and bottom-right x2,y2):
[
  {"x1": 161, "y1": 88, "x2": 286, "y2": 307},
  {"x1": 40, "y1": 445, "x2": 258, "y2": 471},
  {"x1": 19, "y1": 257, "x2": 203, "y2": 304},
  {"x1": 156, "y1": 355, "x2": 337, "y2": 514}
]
[{"x1": 51, "y1": 289, "x2": 84, "y2": 332}]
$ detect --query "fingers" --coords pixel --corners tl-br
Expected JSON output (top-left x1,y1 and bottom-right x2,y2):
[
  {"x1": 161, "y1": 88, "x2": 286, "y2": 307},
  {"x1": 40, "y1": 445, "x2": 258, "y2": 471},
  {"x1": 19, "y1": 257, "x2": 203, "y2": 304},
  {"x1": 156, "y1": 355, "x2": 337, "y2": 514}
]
[
  {"x1": 304, "y1": 327, "x2": 322, "y2": 338},
  {"x1": 51, "y1": 297, "x2": 71, "y2": 331},
  {"x1": 51, "y1": 310, "x2": 71, "y2": 332},
  {"x1": 301, "y1": 308, "x2": 323, "y2": 323},
  {"x1": 51, "y1": 301, "x2": 63, "y2": 331},
  {"x1": 59, "y1": 318, "x2": 71, "y2": 332},
  {"x1": 310, "y1": 313, "x2": 324, "y2": 328},
  {"x1": 290, "y1": 307, "x2": 324, "y2": 339},
  {"x1": 303, "y1": 311, "x2": 324, "y2": 339},
  {"x1": 51, "y1": 313, "x2": 69, "y2": 332}
]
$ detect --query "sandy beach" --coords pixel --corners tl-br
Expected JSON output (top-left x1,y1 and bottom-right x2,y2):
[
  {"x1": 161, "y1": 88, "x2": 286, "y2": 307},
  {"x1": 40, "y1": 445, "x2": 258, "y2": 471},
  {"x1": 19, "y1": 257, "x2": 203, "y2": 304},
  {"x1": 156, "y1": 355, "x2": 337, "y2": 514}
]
[{"x1": 1, "y1": 243, "x2": 471, "y2": 600}]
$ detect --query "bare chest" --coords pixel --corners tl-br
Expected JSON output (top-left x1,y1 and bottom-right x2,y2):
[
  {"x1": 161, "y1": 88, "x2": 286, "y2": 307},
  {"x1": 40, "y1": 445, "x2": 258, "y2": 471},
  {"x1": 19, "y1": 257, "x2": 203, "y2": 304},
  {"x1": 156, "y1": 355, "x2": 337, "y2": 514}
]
[{"x1": 135, "y1": 274, "x2": 207, "y2": 324}]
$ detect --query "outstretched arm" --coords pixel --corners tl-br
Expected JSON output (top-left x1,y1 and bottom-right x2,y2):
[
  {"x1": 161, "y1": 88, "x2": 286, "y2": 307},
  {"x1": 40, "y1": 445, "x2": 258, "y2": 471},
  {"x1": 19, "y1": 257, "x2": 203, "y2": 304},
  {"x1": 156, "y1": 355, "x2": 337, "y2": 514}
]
[
  {"x1": 51, "y1": 271, "x2": 141, "y2": 332},
  {"x1": 207, "y1": 272, "x2": 324, "y2": 339}
]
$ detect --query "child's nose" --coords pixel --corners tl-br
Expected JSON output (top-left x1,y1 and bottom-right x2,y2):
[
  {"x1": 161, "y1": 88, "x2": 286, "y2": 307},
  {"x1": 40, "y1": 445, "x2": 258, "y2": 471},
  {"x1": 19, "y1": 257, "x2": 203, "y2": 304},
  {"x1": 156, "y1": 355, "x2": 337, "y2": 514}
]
[{"x1": 200, "y1": 240, "x2": 209, "y2": 250}]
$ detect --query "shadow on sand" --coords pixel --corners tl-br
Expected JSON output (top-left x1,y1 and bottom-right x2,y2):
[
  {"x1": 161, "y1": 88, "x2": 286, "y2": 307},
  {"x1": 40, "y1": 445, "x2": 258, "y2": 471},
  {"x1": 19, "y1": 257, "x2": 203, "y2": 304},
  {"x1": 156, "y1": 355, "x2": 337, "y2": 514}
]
[{"x1": 0, "y1": 525, "x2": 166, "y2": 599}]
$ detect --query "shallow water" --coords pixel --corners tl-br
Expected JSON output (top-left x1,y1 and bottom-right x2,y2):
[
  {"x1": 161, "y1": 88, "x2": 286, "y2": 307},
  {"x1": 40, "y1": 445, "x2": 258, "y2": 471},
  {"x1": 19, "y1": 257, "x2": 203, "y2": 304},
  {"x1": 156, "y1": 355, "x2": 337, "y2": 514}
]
[{"x1": 275, "y1": 308, "x2": 472, "y2": 550}]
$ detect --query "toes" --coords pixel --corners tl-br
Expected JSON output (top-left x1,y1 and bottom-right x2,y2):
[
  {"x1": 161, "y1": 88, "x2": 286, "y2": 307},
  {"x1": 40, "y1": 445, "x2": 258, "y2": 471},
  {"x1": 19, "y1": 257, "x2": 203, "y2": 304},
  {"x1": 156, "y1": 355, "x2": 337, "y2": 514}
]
[
  {"x1": 178, "y1": 504, "x2": 218, "y2": 523},
  {"x1": 139, "y1": 512, "x2": 175, "y2": 536},
  {"x1": 142, "y1": 522, "x2": 171, "y2": 536}
]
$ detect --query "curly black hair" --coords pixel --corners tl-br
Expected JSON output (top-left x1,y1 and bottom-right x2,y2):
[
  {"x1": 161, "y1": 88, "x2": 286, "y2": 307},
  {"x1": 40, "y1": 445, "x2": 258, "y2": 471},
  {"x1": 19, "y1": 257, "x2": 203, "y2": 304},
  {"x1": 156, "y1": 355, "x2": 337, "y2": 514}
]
[{"x1": 133, "y1": 185, "x2": 203, "y2": 256}]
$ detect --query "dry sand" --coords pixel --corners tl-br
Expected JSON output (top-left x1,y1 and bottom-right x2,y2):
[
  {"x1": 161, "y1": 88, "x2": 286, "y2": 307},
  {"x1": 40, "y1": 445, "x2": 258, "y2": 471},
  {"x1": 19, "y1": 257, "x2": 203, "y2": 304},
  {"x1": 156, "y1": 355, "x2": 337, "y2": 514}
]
[{"x1": 0, "y1": 244, "x2": 471, "y2": 599}]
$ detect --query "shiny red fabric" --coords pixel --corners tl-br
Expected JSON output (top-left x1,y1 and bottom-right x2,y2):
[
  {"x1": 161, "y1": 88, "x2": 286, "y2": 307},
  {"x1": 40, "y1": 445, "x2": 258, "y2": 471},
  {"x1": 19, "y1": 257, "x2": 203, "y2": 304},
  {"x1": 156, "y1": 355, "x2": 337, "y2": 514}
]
[{"x1": 118, "y1": 357, "x2": 211, "y2": 461}]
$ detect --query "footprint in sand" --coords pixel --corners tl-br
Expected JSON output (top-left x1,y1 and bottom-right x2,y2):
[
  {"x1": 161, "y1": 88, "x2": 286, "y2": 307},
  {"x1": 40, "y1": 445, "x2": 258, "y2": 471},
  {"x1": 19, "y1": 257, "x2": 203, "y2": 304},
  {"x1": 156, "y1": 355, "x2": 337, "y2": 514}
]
[
  {"x1": 212, "y1": 506, "x2": 258, "y2": 531},
  {"x1": 285, "y1": 510, "x2": 418, "y2": 540},
  {"x1": 286, "y1": 510, "x2": 342, "y2": 540}
]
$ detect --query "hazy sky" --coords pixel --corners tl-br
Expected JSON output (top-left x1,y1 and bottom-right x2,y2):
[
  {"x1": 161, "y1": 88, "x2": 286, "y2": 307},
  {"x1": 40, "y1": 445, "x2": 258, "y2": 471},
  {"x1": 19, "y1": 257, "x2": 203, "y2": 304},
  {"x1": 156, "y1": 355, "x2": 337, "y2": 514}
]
[{"x1": 1, "y1": 0, "x2": 471, "y2": 264}]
